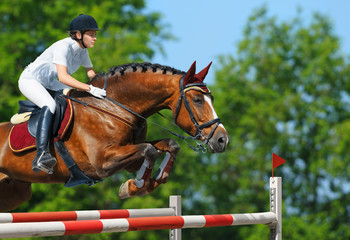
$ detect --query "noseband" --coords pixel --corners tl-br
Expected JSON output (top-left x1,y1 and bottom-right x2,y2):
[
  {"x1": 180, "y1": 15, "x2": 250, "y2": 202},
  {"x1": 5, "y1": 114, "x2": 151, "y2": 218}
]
[{"x1": 174, "y1": 76, "x2": 222, "y2": 145}]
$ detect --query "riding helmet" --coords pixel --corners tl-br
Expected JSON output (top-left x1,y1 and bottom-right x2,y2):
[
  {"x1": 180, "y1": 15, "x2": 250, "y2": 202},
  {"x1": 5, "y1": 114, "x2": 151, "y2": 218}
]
[{"x1": 70, "y1": 14, "x2": 101, "y2": 32}]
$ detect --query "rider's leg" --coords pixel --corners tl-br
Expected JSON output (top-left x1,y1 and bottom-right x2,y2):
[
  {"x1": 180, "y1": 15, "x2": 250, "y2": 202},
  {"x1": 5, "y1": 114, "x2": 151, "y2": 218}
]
[
  {"x1": 32, "y1": 106, "x2": 57, "y2": 174},
  {"x1": 19, "y1": 79, "x2": 57, "y2": 174}
]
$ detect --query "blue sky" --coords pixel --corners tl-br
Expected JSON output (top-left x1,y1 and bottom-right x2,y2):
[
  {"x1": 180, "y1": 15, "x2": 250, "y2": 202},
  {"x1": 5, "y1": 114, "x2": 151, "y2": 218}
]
[{"x1": 146, "y1": 0, "x2": 350, "y2": 84}]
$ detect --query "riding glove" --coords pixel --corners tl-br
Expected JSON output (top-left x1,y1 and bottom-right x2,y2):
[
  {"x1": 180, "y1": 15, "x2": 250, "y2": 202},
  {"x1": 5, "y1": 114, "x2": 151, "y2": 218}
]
[{"x1": 88, "y1": 85, "x2": 106, "y2": 98}]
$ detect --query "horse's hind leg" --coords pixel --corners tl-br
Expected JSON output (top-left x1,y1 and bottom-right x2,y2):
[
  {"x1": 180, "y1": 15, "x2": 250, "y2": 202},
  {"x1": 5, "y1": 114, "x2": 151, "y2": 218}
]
[{"x1": 0, "y1": 177, "x2": 32, "y2": 212}]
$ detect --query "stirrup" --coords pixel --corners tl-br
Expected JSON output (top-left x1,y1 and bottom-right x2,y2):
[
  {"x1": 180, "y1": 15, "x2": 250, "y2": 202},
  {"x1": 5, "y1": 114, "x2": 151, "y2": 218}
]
[{"x1": 32, "y1": 152, "x2": 57, "y2": 174}]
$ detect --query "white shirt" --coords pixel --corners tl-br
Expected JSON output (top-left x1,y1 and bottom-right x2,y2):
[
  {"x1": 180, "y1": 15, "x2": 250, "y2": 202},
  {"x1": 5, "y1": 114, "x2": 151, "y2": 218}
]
[{"x1": 21, "y1": 37, "x2": 93, "y2": 89}]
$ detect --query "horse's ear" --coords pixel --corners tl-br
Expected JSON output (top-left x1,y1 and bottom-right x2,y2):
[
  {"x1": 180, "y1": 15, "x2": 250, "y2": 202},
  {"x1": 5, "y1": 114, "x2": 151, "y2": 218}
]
[
  {"x1": 194, "y1": 61, "x2": 212, "y2": 82},
  {"x1": 183, "y1": 61, "x2": 197, "y2": 85}
]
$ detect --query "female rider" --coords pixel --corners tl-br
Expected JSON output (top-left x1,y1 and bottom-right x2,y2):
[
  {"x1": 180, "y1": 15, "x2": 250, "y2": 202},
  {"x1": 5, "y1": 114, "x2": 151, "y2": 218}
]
[{"x1": 18, "y1": 14, "x2": 106, "y2": 174}]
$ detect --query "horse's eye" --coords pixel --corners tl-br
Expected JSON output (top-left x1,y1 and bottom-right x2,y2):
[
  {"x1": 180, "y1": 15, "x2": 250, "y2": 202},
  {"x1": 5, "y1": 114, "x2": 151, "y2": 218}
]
[{"x1": 193, "y1": 97, "x2": 203, "y2": 105}]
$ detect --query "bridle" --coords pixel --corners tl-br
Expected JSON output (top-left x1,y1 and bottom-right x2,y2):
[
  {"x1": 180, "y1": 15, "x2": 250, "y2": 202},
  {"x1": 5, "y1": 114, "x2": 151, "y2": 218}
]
[
  {"x1": 174, "y1": 76, "x2": 222, "y2": 145},
  {"x1": 65, "y1": 74, "x2": 221, "y2": 152}
]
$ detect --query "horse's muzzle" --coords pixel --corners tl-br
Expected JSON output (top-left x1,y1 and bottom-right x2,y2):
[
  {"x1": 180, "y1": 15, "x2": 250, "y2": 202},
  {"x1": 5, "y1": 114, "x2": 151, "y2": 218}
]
[{"x1": 207, "y1": 127, "x2": 229, "y2": 153}]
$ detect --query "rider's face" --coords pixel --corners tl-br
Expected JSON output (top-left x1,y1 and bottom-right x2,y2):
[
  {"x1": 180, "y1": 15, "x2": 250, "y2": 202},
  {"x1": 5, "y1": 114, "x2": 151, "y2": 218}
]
[{"x1": 77, "y1": 30, "x2": 97, "y2": 48}]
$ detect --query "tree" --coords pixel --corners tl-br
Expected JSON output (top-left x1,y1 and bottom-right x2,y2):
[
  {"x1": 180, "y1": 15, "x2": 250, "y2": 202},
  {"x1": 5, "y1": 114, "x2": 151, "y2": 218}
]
[{"x1": 204, "y1": 6, "x2": 350, "y2": 239}]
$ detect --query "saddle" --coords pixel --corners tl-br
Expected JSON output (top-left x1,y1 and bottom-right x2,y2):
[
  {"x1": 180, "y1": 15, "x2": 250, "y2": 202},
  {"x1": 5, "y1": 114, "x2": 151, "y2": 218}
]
[{"x1": 9, "y1": 90, "x2": 99, "y2": 187}]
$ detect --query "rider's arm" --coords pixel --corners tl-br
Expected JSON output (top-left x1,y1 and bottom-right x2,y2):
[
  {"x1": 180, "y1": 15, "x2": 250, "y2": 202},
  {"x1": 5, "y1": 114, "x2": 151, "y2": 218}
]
[
  {"x1": 85, "y1": 67, "x2": 96, "y2": 80},
  {"x1": 56, "y1": 64, "x2": 90, "y2": 91}
]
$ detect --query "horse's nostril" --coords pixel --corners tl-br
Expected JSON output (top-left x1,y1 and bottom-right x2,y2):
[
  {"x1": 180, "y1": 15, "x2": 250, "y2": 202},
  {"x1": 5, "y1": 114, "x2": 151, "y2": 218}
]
[{"x1": 217, "y1": 135, "x2": 229, "y2": 151}]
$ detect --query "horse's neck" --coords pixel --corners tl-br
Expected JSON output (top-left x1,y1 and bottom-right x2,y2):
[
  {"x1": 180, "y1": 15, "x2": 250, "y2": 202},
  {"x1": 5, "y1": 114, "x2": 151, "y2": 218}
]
[{"x1": 108, "y1": 73, "x2": 180, "y2": 117}]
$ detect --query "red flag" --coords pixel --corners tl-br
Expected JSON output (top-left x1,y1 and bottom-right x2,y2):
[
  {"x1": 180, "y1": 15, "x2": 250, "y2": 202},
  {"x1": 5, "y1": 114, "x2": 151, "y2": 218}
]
[
  {"x1": 272, "y1": 153, "x2": 286, "y2": 177},
  {"x1": 272, "y1": 153, "x2": 286, "y2": 168}
]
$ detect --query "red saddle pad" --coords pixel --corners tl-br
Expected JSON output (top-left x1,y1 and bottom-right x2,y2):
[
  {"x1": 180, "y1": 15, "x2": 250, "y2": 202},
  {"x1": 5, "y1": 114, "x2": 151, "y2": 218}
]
[{"x1": 9, "y1": 98, "x2": 74, "y2": 153}]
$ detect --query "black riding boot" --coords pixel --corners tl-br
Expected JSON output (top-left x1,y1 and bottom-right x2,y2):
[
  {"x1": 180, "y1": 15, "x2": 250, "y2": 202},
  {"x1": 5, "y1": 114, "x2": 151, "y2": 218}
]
[{"x1": 32, "y1": 106, "x2": 57, "y2": 174}]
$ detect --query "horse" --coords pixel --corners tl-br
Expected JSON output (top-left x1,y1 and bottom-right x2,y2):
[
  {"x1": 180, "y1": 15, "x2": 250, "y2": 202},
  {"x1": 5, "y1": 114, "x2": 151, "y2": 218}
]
[{"x1": 0, "y1": 61, "x2": 229, "y2": 211}]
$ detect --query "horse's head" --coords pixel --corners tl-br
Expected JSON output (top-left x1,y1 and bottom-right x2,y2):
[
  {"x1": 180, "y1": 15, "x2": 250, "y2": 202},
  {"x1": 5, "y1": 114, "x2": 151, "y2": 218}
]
[{"x1": 173, "y1": 61, "x2": 229, "y2": 153}]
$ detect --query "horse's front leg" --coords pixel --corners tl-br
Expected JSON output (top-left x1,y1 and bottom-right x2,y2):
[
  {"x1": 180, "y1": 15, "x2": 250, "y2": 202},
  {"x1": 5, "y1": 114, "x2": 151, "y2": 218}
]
[
  {"x1": 151, "y1": 138, "x2": 180, "y2": 183},
  {"x1": 135, "y1": 138, "x2": 180, "y2": 197},
  {"x1": 116, "y1": 139, "x2": 179, "y2": 199}
]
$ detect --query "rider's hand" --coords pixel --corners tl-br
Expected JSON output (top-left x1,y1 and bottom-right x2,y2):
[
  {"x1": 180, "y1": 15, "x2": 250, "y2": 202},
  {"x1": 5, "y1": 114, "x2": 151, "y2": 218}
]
[{"x1": 88, "y1": 85, "x2": 106, "y2": 99}]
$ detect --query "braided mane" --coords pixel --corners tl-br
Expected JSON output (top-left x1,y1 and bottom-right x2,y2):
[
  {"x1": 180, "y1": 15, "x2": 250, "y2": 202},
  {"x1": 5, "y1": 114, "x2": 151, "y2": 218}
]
[{"x1": 94, "y1": 62, "x2": 186, "y2": 80}]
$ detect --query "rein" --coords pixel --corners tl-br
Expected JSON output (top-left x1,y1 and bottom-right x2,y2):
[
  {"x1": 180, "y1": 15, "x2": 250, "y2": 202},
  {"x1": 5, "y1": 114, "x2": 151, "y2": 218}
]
[{"x1": 105, "y1": 95, "x2": 204, "y2": 152}]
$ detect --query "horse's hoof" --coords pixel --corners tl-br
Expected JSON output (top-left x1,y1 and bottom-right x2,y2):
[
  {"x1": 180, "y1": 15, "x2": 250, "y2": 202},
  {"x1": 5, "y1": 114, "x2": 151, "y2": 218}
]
[{"x1": 118, "y1": 181, "x2": 131, "y2": 199}]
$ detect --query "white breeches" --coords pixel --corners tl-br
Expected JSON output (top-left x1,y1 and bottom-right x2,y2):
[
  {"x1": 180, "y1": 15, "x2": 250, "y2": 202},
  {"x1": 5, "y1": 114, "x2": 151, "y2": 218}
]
[
  {"x1": 19, "y1": 79, "x2": 57, "y2": 114},
  {"x1": 18, "y1": 71, "x2": 71, "y2": 114}
]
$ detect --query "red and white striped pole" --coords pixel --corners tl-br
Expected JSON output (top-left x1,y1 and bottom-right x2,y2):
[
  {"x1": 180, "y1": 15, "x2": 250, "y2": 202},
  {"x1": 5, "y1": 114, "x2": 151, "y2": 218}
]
[
  {"x1": 0, "y1": 212, "x2": 276, "y2": 239},
  {"x1": 0, "y1": 208, "x2": 175, "y2": 223}
]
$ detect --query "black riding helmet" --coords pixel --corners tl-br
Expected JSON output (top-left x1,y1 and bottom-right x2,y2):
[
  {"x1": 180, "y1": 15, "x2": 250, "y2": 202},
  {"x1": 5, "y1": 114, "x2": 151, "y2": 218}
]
[
  {"x1": 70, "y1": 14, "x2": 101, "y2": 48},
  {"x1": 70, "y1": 14, "x2": 101, "y2": 32}
]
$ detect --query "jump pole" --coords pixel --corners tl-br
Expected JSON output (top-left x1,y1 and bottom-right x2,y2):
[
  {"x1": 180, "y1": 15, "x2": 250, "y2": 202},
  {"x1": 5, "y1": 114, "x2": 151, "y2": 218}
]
[{"x1": 0, "y1": 208, "x2": 176, "y2": 223}]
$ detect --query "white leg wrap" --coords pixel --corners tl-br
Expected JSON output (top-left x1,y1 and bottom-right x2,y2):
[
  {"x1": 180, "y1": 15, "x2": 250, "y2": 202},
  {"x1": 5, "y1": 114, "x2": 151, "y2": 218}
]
[
  {"x1": 135, "y1": 160, "x2": 151, "y2": 188},
  {"x1": 155, "y1": 152, "x2": 172, "y2": 180},
  {"x1": 134, "y1": 179, "x2": 144, "y2": 189}
]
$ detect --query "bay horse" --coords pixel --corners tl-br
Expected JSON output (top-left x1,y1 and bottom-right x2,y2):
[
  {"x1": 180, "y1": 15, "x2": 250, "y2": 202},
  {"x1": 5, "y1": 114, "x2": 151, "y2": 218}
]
[{"x1": 0, "y1": 61, "x2": 229, "y2": 211}]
